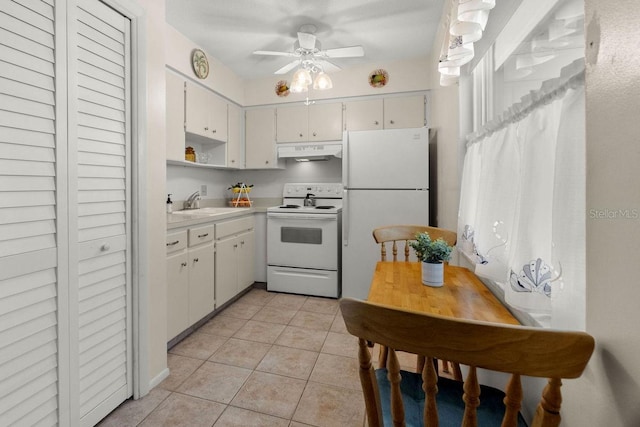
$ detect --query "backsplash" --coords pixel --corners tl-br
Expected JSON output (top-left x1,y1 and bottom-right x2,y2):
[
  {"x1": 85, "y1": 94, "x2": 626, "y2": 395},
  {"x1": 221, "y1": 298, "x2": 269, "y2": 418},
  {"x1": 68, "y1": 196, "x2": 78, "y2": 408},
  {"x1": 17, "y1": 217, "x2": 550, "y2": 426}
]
[{"x1": 167, "y1": 157, "x2": 342, "y2": 204}]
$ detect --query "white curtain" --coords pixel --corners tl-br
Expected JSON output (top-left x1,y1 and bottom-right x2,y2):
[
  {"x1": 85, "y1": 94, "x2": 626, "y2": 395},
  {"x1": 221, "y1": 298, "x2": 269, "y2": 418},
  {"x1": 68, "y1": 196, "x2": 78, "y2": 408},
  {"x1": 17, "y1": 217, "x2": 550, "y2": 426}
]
[{"x1": 459, "y1": 60, "x2": 585, "y2": 328}]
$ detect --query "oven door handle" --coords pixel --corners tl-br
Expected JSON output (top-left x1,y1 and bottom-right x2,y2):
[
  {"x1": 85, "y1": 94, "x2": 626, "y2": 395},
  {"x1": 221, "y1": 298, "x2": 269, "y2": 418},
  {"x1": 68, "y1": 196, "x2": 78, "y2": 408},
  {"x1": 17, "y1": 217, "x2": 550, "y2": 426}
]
[{"x1": 267, "y1": 213, "x2": 337, "y2": 221}]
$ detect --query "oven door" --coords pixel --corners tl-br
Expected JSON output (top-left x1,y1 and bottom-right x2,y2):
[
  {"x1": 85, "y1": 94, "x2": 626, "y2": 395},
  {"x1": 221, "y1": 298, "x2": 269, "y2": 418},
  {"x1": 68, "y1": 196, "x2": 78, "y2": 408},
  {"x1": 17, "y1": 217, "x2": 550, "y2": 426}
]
[{"x1": 267, "y1": 212, "x2": 338, "y2": 270}]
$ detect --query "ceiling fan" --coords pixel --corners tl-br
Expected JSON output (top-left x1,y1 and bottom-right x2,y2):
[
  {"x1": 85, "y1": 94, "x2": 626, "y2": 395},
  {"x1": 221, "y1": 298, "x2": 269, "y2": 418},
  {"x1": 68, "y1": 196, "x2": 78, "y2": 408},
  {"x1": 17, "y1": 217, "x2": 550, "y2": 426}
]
[{"x1": 253, "y1": 24, "x2": 365, "y2": 75}]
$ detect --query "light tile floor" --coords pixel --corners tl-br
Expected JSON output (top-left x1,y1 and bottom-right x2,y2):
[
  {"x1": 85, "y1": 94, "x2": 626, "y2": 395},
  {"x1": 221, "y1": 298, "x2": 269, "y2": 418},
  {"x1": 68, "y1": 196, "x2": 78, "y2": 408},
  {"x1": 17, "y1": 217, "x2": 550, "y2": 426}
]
[
  {"x1": 98, "y1": 288, "x2": 424, "y2": 427},
  {"x1": 99, "y1": 288, "x2": 423, "y2": 427}
]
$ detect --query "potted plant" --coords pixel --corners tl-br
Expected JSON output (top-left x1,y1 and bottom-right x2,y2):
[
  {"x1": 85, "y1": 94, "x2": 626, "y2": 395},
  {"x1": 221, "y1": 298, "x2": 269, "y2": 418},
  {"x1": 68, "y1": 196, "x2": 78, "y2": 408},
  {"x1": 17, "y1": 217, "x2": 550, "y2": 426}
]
[{"x1": 409, "y1": 232, "x2": 453, "y2": 287}]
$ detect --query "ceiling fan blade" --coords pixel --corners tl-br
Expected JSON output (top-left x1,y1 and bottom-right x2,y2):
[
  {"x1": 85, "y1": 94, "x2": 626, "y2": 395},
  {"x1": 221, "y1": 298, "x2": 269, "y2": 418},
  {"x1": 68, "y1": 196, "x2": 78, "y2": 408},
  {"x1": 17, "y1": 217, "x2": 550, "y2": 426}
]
[
  {"x1": 274, "y1": 60, "x2": 300, "y2": 75},
  {"x1": 253, "y1": 50, "x2": 296, "y2": 57},
  {"x1": 316, "y1": 59, "x2": 341, "y2": 73},
  {"x1": 297, "y1": 32, "x2": 317, "y2": 50},
  {"x1": 323, "y1": 45, "x2": 365, "y2": 58}
]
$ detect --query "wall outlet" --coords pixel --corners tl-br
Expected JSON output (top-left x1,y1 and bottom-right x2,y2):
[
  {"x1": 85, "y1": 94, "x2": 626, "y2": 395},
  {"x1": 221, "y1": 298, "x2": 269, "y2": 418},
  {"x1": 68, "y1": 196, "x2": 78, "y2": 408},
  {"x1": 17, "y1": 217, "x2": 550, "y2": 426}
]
[{"x1": 200, "y1": 184, "x2": 207, "y2": 196}]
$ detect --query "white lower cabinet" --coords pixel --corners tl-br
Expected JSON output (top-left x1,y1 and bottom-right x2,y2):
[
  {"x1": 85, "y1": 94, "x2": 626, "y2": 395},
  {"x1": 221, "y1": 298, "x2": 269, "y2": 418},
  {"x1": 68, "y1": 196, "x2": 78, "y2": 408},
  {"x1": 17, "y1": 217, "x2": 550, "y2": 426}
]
[
  {"x1": 166, "y1": 225, "x2": 215, "y2": 341},
  {"x1": 215, "y1": 216, "x2": 255, "y2": 307}
]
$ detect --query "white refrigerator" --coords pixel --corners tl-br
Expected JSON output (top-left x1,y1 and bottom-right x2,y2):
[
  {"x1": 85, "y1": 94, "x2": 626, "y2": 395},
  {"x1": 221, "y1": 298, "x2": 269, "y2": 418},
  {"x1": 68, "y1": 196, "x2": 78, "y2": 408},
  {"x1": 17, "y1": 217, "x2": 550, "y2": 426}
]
[{"x1": 342, "y1": 128, "x2": 430, "y2": 299}]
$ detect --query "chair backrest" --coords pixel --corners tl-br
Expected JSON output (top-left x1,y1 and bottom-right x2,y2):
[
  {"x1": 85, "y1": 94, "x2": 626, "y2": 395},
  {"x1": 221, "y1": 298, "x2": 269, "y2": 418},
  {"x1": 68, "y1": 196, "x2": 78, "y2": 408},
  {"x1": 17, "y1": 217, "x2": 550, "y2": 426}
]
[
  {"x1": 340, "y1": 298, "x2": 595, "y2": 427},
  {"x1": 372, "y1": 225, "x2": 457, "y2": 261}
]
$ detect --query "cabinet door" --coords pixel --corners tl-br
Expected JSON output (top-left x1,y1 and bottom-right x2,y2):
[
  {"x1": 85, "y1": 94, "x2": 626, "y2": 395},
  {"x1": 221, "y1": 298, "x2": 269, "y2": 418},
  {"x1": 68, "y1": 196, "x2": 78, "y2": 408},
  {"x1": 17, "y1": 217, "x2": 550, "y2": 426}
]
[
  {"x1": 215, "y1": 235, "x2": 238, "y2": 307},
  {"x1": 185, "y1": 81, "x2": 210, "y2": 138},
  {"x1": 276, "y1": 105, "x2": 308, "y2": 143},
  {"x1": 345, "y1": 99, "x2": 383, "y2": 131},
  {"x1": 208, "y1": 95, "x2": 228, "y2": 142},
  {"x1": 188, "y1": 243, "x2": 215, "y2": 324},
  {"x1": 384, "y1": 95, "x2": 425, "y2": 129},
  {"x1": 167, "y1": 252, "x2": 189, "y2": 340},
  {"x1": 246, "y1": 108, "x2": 278, "y2": 169},
  {"x1": 309, "y1": 103, "x2": 343, "y2": 141},
  {"x1": 237, "y1": 230, "x2": 255, "y2": 292},
  {"x1": 166, "y1": 71, "x2": 185, "y2": 161},
  {"x1": 227, "y1": 103, "x2": 242, "y2": 168}
]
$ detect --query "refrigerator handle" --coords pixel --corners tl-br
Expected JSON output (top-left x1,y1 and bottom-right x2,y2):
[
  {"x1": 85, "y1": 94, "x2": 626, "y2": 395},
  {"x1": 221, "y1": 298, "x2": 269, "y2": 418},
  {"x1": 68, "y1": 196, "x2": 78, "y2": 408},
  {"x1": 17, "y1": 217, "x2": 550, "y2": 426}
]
[
  {"x1": 342, "y1": 131, "x2": 349, "y2": 190},
  {"x1": 343, "y1": 188, "x2": 349, "y2": 246}
]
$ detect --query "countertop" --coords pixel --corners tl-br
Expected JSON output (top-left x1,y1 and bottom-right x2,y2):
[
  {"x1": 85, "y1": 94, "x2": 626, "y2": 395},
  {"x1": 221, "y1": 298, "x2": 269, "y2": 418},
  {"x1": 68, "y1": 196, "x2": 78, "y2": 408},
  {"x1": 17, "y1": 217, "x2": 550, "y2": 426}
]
[{"x1": 166, "y1": 198, "x2": 277, "y2": 230}]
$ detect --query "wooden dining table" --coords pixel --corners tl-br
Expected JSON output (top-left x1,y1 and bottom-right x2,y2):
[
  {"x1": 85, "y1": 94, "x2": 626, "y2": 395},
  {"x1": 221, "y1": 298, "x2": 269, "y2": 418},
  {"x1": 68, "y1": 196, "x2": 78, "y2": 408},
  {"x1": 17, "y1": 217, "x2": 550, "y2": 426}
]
[{"x1": 367, "y1": 261, "x2": 520, "y2": 326}]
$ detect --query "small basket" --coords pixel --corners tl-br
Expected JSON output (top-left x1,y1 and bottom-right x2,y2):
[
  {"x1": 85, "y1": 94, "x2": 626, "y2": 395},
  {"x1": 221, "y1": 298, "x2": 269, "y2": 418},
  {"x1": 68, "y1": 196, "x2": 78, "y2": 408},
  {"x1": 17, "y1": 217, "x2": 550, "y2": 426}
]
[{"x1": 228, "y1": 199, "x2": 253, "y2": 207}]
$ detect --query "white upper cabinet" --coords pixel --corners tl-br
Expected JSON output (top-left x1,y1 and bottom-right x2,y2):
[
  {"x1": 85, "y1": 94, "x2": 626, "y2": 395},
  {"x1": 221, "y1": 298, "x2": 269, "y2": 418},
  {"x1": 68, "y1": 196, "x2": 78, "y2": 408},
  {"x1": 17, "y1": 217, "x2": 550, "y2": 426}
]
[
  {"x1": 344, "y1": 99, "x2": 384, "y2": 131},
  {"x1": 245, "y1": 108, "x2": 283, "y2": 169},
  {"x1": 185, "y1": 80, "x2": 227, "y2": 143},
  {"x1": 383, "y1": 95, "x2": 425, "y2": 129},
  {"x1": 227, "y1": 103, "x2": 243, "y2": 168},
  {"x1": 308, "y1": 103, "x2": 344, "y2": 141},
  {"x1": 276, "y1": 102, "x2": 343, "y2": 143},
  {"x1": 345, "y1": 95, "x2": 426, "y2": 131},
  {"x1": 166, "y1": 71, "x2": 186, "y2": 161}
]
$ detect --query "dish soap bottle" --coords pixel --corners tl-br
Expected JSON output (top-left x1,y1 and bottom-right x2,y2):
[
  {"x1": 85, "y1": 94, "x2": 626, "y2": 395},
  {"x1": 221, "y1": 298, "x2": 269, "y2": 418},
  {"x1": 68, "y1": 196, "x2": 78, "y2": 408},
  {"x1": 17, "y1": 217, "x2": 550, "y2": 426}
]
[{"x1": 166, "y1": 194, "x2": 173, "y2": 213}]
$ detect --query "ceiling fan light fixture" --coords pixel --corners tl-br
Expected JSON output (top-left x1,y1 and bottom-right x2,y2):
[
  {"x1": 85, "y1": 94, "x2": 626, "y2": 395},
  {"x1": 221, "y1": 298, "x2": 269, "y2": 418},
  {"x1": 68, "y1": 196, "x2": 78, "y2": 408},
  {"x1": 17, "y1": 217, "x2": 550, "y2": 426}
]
[
  {"x1": 290, "y1": 79, "x2": 309, "y2": 93},
  {"x1": 292, "y1": 68, "x2": 312, "y2": 86},
  {"x1": 313, "y1": 72, "x2": 333, "y2": 90}
]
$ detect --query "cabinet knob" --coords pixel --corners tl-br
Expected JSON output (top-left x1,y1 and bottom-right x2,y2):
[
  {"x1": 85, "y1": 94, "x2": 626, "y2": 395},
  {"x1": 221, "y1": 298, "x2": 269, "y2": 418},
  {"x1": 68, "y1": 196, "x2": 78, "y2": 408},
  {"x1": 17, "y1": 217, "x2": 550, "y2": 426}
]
[
  {"x1": 193, "y1": 258, "x2": 199, "y2": 262},
  {"x1": 265, "y1": 160, "x2": 269, "y2": 164},
  {"x1": 204, "y1": 127, "x2": 209, "y2": 131},
  {"x1": 212, "y1": 129, "x2": 216, "y2": 133},
  {"x1": 240, "y1": 241, "x2": 245, "y2": 245},
  {"x1": 374, "y1": 120, "x2": 379, "y2": 125},
  {"x1": 231, "y1": 159, "x2": 235, "y2": 163},
  {"x1": 312, "y1": 132, "x2": 317, "y2": 137},
  {"x1": 233, "y1": 244, "x2": 238, "y2": 248},
  {"x1": 389, "y1": 120, "x2": 395, "y2": 124},
  {"x1": 181, "y1": 262, "x2": 187, "y2": 267},
  {"x1": 100, "y1": 243, "x2": 110, "y2": 252},
  {"x1": 299, "y1": 133, "x2": 303, "y2": 137}
]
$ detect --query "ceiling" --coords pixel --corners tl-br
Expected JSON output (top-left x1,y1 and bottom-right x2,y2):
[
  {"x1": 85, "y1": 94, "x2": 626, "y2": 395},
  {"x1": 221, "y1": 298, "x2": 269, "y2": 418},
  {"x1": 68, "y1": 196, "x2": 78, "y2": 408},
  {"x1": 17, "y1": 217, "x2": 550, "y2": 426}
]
[{"x1": 165, "y1": 0, "x2": 447, "y2": 80}]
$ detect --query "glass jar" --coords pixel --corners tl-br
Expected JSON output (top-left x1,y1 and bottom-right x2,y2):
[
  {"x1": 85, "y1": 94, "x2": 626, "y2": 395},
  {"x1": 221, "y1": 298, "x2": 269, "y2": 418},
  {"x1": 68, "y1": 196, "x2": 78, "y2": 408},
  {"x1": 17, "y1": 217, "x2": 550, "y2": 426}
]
[{"x1": 185, "y1": 146, "x2": 196, "y2": 162}]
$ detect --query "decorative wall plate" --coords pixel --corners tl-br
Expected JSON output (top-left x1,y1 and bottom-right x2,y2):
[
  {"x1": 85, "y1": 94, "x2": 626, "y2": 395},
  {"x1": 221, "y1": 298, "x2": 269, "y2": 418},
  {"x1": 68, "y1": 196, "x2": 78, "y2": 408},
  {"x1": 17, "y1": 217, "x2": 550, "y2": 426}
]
[
  {"x1": 275, "y1": 80, "x2": 290, "y2": 97},
  {"x1": 369, "y1": 69, "x2": 389, "y2": 88},
  {"x1": 191, "y1": 49, "x2": 209, "y2": 79}
]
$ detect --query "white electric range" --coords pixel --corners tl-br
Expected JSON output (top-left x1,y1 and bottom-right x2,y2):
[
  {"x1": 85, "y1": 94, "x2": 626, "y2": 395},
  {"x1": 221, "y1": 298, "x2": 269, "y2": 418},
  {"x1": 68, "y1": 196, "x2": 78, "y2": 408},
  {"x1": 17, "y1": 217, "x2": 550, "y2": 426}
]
[{"x1": 266, "y1": 183, "x2": 343, "y2": 298}]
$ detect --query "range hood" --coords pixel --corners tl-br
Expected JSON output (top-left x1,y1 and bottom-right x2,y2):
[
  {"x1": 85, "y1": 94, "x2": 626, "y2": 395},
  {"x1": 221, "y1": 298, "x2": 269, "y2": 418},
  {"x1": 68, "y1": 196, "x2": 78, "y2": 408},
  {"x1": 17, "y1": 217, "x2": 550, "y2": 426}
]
[{"x1": 277, "y1": 142, "x2": 342, "y2": 161}]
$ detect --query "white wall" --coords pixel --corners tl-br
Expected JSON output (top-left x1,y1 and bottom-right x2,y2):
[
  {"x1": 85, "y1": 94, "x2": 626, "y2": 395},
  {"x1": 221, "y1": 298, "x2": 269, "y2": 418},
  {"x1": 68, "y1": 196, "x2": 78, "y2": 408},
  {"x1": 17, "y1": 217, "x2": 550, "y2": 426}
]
[
  {"x1": 137, "y1": 0, "x2": 168, "y2": 386},
  {"x1": 426, "y1": 4, "x2": 460, "y2": 230},
  {"x1": 165, "y1": 24, "x2": 245, "y2": 105},
  {"x1": 563, "y1": 1, "x2": 640, "y2": 425},
  {"x1": 243, "y1": 56, "x2": 433, "y2": 106}
]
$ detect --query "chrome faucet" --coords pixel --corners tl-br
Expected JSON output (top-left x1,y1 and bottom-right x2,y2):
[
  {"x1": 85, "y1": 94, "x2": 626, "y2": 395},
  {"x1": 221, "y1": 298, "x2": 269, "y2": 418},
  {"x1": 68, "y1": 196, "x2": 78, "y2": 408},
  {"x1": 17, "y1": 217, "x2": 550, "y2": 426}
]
[{"x1": 184, "y1": 191, "x2": 200, "y2": 209}]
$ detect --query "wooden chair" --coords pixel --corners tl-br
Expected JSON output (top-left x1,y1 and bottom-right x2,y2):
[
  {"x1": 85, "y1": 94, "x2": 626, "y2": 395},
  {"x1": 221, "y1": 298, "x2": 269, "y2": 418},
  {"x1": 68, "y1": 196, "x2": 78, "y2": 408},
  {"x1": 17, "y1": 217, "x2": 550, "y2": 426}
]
[
  {"x1": 372, "y1": 225, "x2": 460, "y2": 378},
  {"x1": 340, "y1": 298, "x2": 595, "y2": 427},
  {"x1": 372, "y1": 225, "x2": 457, "y2": 262}
]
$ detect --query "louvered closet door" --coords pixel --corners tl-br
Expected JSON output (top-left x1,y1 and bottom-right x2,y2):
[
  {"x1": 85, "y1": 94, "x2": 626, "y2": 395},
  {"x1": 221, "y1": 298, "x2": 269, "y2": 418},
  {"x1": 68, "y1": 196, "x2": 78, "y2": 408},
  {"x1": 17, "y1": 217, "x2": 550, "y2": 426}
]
[
  {"x1": 72, "y1": 0, "x2": 132, "y2": 425},
  {"x1": 0, "y1": 0, "x2": 59, "y2": 425}
]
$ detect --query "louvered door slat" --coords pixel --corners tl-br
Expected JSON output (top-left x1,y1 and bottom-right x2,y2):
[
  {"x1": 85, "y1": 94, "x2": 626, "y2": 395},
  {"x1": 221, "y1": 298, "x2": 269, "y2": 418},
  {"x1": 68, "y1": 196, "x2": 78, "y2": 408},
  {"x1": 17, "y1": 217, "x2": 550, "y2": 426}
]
[
  {"x1": 1, "y1": 2, "x2": 53, "y2": 35},
  {"x1": 0, "y1": 27, "x2": 54, "y2": 62},
  {"x1": 12, "y1": 0, "x2": 54, "y2": 20},
  {"x1": 0, "y1": 124, "x2": 55, "y2": 147},
  {"x1": 0, "y1": 44, "x2": 54, "y2": 76},
  {"x1": 0, "y1": 61, "x2": 54, "y2": 91},
  {"x1": 0, "y1": 94, "x2": 55, "y2": 120},
  {"x1": 0, "y1": 11, "x2": 54, "y2": 48},
  {"x1": 0, "y1": 141, "x2": 55, "y2": 161}
]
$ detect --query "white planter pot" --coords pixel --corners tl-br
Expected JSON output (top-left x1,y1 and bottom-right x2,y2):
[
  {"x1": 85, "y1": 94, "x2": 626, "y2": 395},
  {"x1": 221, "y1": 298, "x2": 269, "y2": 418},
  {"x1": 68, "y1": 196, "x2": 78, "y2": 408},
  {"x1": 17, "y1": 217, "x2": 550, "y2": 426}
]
[{"x1": 421, "y1": 261, "x2": 444, "y2": 287}]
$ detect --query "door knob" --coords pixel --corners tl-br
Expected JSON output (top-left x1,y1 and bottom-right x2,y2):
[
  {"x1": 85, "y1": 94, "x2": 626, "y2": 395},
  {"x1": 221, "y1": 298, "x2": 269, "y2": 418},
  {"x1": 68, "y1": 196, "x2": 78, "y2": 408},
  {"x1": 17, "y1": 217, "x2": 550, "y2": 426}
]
[{"x1": 100, "y1": 243, "x2": 110, "y2": 252}]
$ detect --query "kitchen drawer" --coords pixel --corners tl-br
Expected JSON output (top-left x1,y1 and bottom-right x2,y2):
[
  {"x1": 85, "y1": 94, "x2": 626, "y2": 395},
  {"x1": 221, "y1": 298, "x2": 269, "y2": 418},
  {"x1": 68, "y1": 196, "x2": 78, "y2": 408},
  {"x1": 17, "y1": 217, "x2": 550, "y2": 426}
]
[
  {"x1": 188, "y1": 225, "x2": 215, "y2": 246},
  {"x1": 216, "y1": 216, "x2": 255, "y2": 239},
  {"x1": 166, "y1": 230, "x2": 187, "y2": 254}
]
